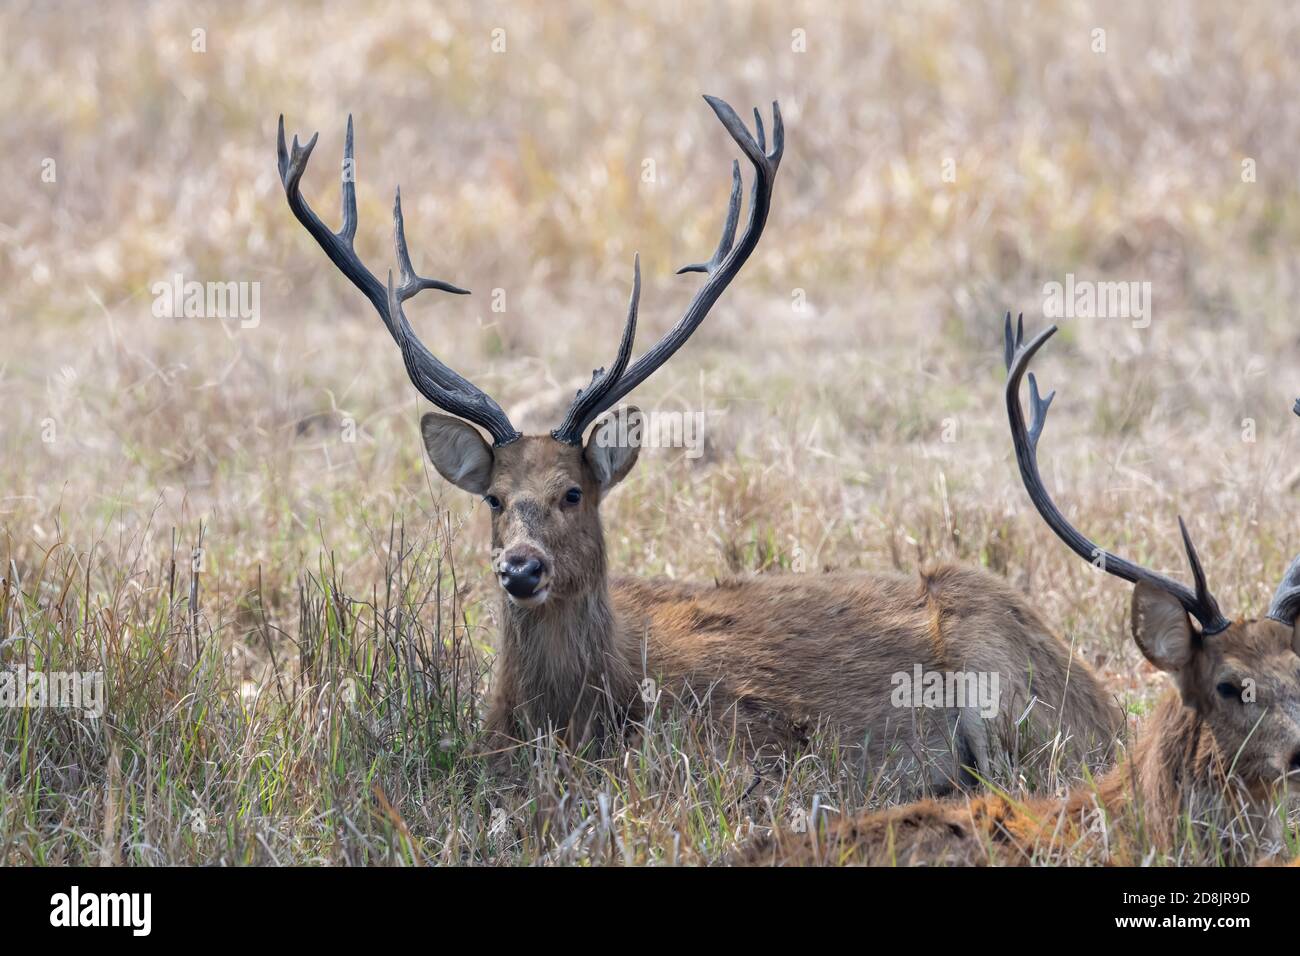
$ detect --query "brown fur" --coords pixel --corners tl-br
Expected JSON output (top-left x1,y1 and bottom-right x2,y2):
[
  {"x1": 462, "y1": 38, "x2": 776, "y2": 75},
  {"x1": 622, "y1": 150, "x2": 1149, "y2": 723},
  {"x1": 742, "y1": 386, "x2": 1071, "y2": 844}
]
[
  {"x1": 740, "y1": 589, "x2": 1300, "y2": 865},
  {"x1": 433, "y1": 422, "x2": 1122, "y2": 795}
]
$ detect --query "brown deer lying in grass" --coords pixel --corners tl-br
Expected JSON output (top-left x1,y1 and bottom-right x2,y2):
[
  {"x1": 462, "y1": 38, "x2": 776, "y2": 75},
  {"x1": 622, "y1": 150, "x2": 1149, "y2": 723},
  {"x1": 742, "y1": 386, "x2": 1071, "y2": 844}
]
[
  {"x1": 741, "y1": 318, "x2": 1300, "y2": 864},
  {"x1": 277, "y1": 103, "x2": 1120, "y2": 796}
]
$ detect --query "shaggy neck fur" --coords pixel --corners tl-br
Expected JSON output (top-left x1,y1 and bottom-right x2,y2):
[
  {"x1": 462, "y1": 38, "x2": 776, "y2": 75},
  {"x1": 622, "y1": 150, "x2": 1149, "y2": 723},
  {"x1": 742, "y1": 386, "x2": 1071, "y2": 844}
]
[
  {"x1": 497, "y1": 543, "x2": 637, "y2": 742},
  {"x1": 1090, "y1": 693, "x2": 1281, "y2": 860}
]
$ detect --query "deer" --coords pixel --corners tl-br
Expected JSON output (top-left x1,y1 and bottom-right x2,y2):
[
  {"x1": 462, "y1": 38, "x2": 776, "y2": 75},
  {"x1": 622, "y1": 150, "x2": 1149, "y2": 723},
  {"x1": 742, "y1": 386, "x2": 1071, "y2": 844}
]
[
  {"x1": 276, "y1": 100, "x2": 1122, "y2": 798},
  {"x1": 740, "y1": 317, "x2": 1300, "y2": 865}
]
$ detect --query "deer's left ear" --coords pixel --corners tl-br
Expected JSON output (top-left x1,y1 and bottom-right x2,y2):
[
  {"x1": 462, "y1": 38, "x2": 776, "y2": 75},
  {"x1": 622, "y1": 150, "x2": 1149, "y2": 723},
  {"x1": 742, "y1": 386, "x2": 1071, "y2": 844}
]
[
  {"x1": 1131, "y1": 581, "x2": 1198, "y2": 675},
  {"x1": 583, "y1": 405, "x2": 642, "y2": 493}
]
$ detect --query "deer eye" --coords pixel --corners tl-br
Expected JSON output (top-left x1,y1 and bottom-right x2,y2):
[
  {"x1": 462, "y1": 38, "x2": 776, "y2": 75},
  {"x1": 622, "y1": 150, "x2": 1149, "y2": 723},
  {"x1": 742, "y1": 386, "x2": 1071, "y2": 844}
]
[
  {"x1": 563, "y1": 487, "x2": 582, "y2": 506},
  {"x1": 483, "y1": 494, "x2": 503, "y2": 512},
  {"x1": 1216, "y1": 681, "x2": 1241, "y2": 701}
]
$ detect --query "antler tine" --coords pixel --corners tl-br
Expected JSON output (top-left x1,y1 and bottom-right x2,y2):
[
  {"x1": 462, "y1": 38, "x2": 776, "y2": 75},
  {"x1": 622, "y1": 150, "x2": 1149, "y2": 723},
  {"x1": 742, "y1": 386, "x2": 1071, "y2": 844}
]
[
  {"x1": 339, "y1": 116, "x2": 358, "y2": 243},
  {"x1": 278, "y1": 115, "x2": 519, "y2": 445},
  {"x1": 1177, "y1": 516, "x2": 1225, "y2": 626},
  {"x1": 676, "y1": 161, "x2": 742, "y2": 275},
  {"x1": 552, "y1": 95, "x2": 784, "y2": 444},
  {"x1": 1005, "y1": 314, "x2": 1231, "y2": 634},
  {"x1": 277, "y1": 116, "x2": 320, "y2": 207},
  {"x1": 393, "y1": 187, "x2": 471, "y2": 301},
  {"x1": 1272, "y1": 404, "x2": 1300, "y2": 625},
  {"x1": 608, "y1": 255, "x2": 641, "y2": 381},
  {"x1": 1025, "y1": 373, "x2": 1055, "y2": 448},
  {"x1": 1002, "y1": 311, "x2": 1023, "y2": 372},
  {"x1": 1002, "y1": 316, "x2": 1055, "y2": 447},
  {"x1": 549, "y1": 255, "x2": 641, "y2": 442}
]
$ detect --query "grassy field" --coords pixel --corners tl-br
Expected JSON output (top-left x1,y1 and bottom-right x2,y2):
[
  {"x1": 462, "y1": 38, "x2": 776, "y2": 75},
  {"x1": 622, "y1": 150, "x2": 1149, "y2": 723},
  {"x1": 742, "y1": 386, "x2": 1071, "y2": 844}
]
[{"x1": 1, "y1": 0, "x2": 1298, "y2": 865}]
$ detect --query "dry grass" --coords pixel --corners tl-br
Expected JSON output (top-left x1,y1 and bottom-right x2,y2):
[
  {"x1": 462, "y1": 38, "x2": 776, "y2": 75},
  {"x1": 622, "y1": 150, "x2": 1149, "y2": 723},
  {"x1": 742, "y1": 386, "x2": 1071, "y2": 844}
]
[{"x1": 0, "y1": 0, "x2": 1297, "y2": 864}]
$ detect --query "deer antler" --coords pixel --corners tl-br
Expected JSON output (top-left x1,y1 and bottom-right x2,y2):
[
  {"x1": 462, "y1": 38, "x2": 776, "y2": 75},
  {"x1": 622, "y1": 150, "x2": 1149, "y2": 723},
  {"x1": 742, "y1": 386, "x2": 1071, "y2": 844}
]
[
  {"x1": 277, "y1": 115, "x2": 521, "y2": 446},
  {"x1": 551, "y1": 95, "x2": 784, "y2": 445},
  {"x1": 1003, "y1": 313, "x2": 1231, "y2": 635},
  {"x1": 1270, "y1": 400, "x2": 1300, "y2": 625},
  {"x1": 1269, "y1": 556, "x2": 1300, "y2": 626}
]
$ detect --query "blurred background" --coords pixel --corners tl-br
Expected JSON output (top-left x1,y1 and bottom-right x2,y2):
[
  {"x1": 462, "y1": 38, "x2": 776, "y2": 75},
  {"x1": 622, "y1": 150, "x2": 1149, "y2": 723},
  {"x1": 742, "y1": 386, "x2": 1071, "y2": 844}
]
[{"x1": 2, "y1": 0, "x2": 1299, "y2": 705}]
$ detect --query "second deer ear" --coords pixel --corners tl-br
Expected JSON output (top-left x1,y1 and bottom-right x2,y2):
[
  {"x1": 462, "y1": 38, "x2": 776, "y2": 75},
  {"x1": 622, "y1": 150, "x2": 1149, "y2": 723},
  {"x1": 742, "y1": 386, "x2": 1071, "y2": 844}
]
[
  {"x1": 583, "y1": 406, "x2": 642, "y2": 492},
  {"x1": 1131, "y1": 581, "x2": 1197, "y2": 674},
  {"x1": 421, "y1": 413, "x2": 494, "y2": 495}
]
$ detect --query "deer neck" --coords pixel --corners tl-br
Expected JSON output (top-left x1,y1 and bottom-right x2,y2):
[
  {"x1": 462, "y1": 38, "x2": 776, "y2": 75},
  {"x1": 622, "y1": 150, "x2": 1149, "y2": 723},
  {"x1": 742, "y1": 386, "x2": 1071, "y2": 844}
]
[
  {"x1": 1099, "y1": 692, "x2": 1279, "y2": 855},
  {"x1": 497, "y1": 548, "x2": 636, "y2": 736}
]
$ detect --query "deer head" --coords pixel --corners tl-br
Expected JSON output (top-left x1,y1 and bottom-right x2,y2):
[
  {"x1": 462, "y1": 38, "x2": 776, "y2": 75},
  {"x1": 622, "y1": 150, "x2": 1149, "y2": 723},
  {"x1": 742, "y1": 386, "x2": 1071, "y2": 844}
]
[
  {"x1": 1005, "y1": 316, "x2": 1300, "y2": 796},
  {"x1": 278, "y1": 97, "x2": 783, "y2": 608}
]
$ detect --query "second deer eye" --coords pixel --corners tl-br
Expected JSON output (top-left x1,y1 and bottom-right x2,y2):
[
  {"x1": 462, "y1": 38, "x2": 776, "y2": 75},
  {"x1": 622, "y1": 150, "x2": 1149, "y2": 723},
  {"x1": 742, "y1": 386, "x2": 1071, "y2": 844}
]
[
  {"x1": 484, "y1": 495, "x2": 503, "y2": 512},
  {"x1": 564, "y1": 487, "x2": 582, "y2": 506},
  {"x1": 1216, "y1": 681, "x2": 1241, "y2": 701}
]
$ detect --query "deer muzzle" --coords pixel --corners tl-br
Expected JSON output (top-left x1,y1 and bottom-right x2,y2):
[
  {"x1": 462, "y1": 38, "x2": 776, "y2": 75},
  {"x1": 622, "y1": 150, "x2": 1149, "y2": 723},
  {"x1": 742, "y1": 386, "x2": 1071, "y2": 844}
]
[{"x1": 497, "y1": 547, "x2": 550, "y2": 605}]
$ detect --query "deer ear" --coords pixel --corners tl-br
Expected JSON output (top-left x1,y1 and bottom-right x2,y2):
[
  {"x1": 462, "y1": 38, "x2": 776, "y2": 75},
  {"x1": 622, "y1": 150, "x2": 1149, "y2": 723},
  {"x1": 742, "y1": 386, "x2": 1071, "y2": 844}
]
[
  {"x1": 583, "y1": 406, "x2": 642, "y2": 492},
  {"x1": 421, "y1": 413, "x2": 494, "y2": 495},
  {"x1": 1131, "y1": 581, "x2": 1197, "y2": 674}
]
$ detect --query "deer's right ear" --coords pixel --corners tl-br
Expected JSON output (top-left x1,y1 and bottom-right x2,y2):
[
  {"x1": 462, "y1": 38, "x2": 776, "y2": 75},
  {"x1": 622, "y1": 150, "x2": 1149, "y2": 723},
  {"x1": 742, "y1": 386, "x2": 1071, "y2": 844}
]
[
  {"x1": 1131, "y1": 581, "x2": 1197, "y2": 674},
  {"x1": 421, "y1": 413, "x2": 494, "y2": 495},
  {"x1": 583, "y1": 406, "x2": 642, "y2": 493}
]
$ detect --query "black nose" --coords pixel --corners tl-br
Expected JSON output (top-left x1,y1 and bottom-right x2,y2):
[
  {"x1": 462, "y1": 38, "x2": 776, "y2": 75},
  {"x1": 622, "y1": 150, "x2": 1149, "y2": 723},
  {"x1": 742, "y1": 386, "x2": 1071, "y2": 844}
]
[
  {"x1": 1290, "y1": 750, "x2": 1300, "y2": 774},
  {"x1": 500, "y1": 556, "x2": 545, "y2": 598}
]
